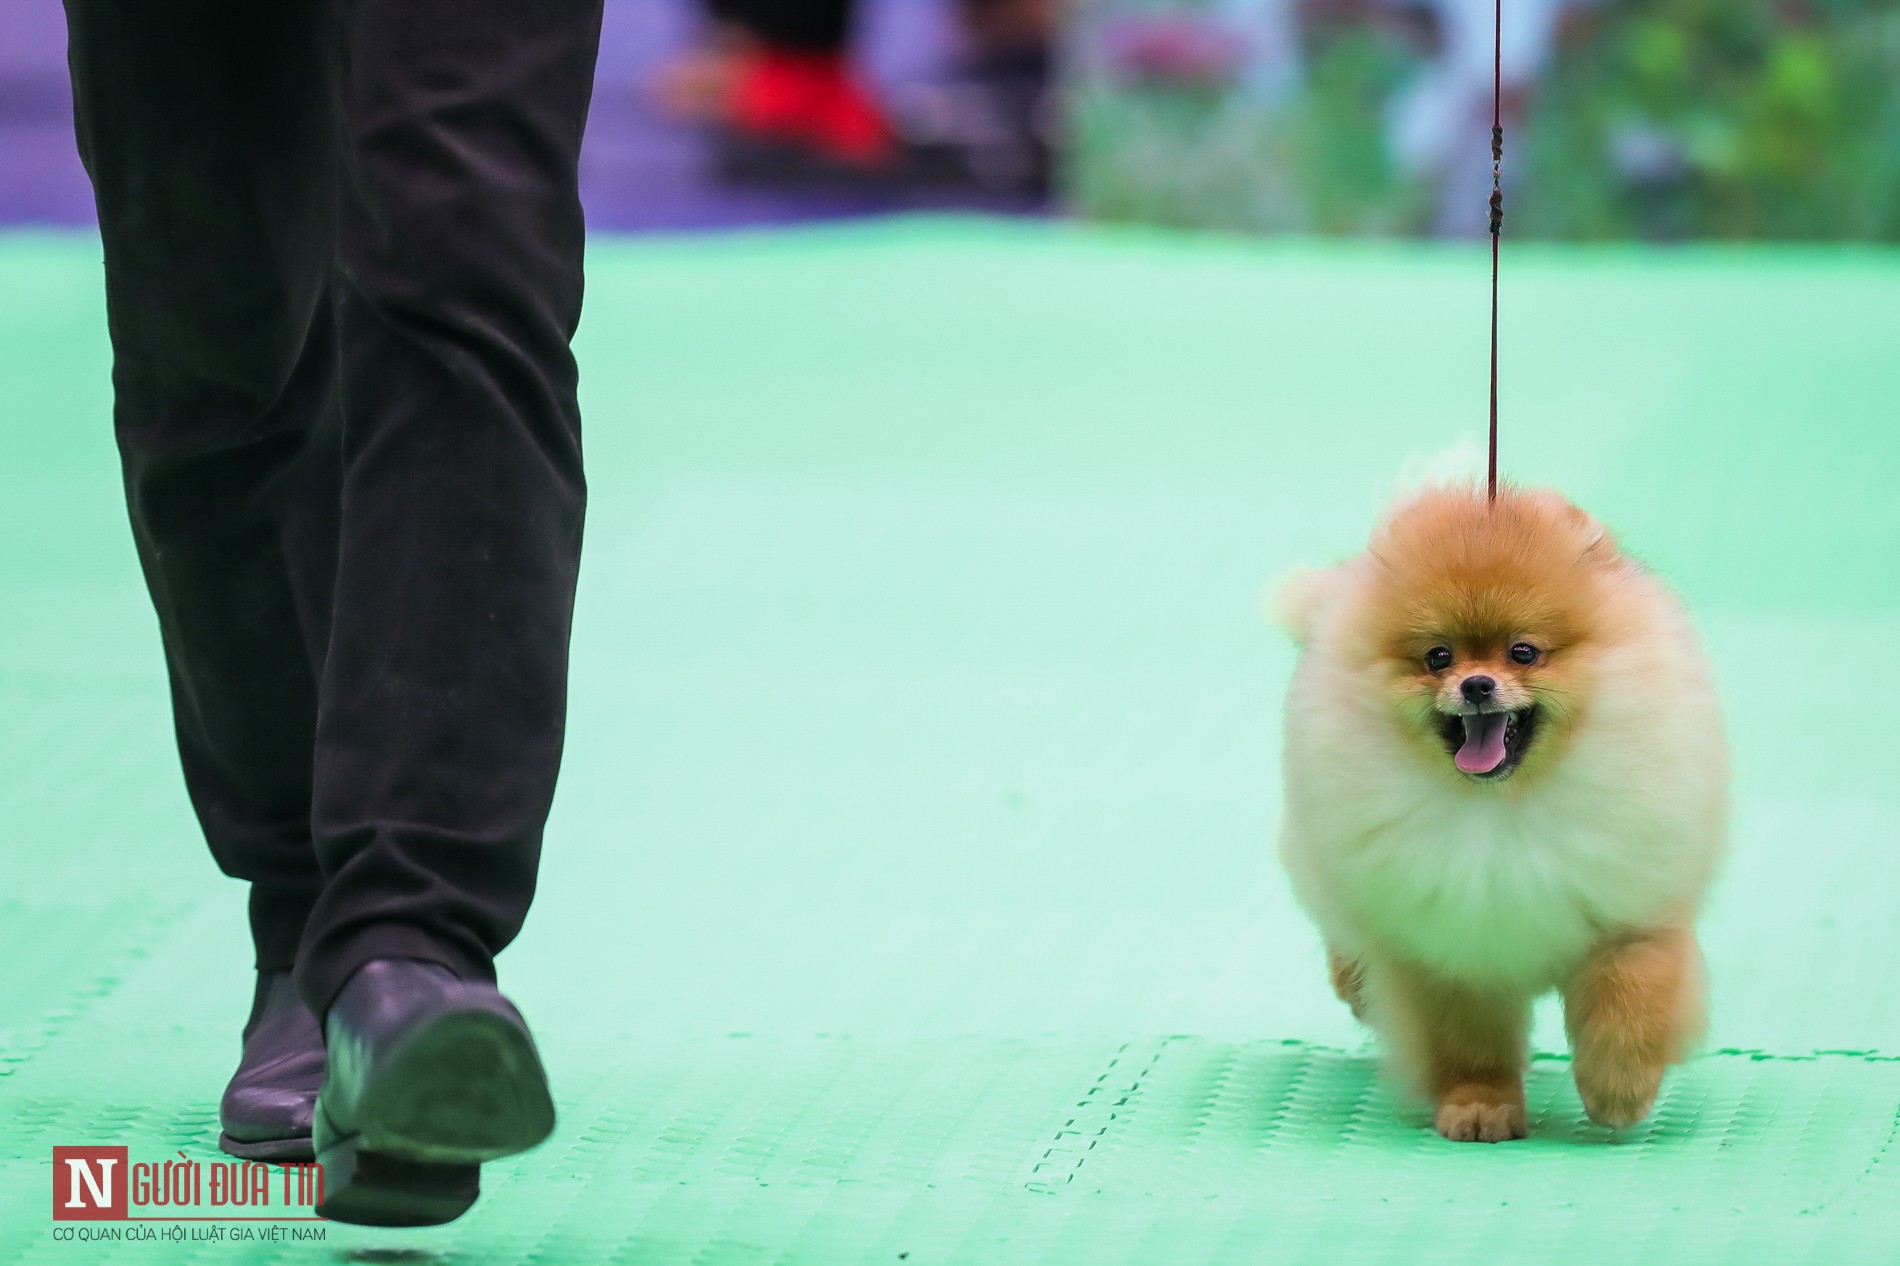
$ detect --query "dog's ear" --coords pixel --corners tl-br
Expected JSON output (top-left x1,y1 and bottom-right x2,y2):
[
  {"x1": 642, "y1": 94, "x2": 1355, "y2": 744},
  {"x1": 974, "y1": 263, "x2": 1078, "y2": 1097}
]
[
  {"x1": 1579, "y1": 510, "x2": 1614, "y2": 553},
  {"x1": 1563, "y1": 504, "x2": 1611, "y2": 558},
  {"x1": 1268, "y1": 568, "x2": 1338, "y2": 646},
  {"x1": 1526, "y1": 488, "x2": 1612, "y2": 558}
]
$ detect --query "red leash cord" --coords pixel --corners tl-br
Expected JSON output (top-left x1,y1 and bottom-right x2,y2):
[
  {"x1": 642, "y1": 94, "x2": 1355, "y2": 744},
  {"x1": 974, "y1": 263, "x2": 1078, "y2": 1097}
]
[{"x1": 1487, "y1": 0, "x2": 1503, "y2": 502}]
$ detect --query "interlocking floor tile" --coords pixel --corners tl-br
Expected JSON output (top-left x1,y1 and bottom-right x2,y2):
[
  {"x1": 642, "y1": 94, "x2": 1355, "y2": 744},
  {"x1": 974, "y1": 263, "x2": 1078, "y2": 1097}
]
[{"x1": 3, "y1": 224, "x2": 1897, "y2": 1262}]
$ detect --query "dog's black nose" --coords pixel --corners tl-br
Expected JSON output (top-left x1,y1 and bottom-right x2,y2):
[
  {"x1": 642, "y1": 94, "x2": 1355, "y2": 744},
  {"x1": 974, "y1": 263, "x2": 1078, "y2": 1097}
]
[{"x1": 1461, "y1": 675, "x2": 1496, "y2": 703}]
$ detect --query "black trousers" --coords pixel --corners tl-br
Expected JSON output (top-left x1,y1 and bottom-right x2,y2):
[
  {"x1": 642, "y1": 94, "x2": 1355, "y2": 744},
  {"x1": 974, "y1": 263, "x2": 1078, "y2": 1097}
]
[{"x1": 64, "y1": 0, "x2": 604, "y2": 1016}]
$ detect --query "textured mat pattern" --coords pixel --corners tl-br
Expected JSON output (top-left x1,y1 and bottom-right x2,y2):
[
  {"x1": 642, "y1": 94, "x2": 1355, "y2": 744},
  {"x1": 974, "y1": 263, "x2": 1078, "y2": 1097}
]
[{"x1": 2, "y1": 222, "x2": 1898, "y2": 1262}]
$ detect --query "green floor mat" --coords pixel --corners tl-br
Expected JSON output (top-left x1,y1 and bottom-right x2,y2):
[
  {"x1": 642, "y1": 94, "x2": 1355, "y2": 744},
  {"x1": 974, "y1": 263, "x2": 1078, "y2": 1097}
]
[{"x1": 2, "y1": 220, "x2": 1897, "y2": 1262}]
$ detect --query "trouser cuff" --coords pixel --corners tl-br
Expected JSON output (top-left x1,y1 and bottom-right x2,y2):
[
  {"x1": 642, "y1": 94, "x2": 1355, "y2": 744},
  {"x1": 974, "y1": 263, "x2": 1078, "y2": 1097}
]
[
  {"x1": 248, "y1": 882, "x2": 322, "y2": 972},
  {"x1": 294, "y1": 920, "x2": 496, "y2": 1023}
]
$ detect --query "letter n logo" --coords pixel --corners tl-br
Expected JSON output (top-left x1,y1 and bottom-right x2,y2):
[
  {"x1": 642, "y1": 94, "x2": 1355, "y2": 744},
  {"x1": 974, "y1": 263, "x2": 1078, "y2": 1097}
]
[{"x1": 52, "y1": 1147, "x2": 128, "y2": 1220}]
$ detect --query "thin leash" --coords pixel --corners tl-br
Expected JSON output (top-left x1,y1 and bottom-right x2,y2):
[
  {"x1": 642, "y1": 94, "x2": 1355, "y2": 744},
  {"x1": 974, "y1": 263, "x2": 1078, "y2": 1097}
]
[{"x1": 1487, "y1": 0, "x2": 1503, "y2": 502}]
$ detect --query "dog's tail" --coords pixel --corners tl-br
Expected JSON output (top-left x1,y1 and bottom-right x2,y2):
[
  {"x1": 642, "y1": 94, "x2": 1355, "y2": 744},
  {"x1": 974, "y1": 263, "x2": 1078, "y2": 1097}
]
[{"x1": 1268, "y1": 568, "x2": 1336, "y2": 647}]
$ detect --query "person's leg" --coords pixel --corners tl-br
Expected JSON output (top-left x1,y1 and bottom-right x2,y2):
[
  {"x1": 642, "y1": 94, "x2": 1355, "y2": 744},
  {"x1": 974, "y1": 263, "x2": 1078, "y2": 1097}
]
[
  {"x1": 295, "y1": 0, "x2": 602, "y2": 1021},
  {"x1": 299, "y1": 0, "x2": 602, "y2": 1225},
  {"x1": 64, "y1": 0, "x2": 342, "y2": 1162},
  {"x1": 64, "y1": 0, "x2": 340, "y2": 989}
]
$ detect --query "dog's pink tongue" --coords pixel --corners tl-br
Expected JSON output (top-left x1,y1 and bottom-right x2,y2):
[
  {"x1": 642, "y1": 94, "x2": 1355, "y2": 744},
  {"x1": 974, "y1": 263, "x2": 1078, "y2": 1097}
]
[{"x1": 1455, "y1": 713, "x2": 1510, "y2": 774}]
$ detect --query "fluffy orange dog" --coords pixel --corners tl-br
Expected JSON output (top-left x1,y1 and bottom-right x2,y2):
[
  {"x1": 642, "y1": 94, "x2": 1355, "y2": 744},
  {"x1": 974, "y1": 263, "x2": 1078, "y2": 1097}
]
[{"x1": 1276, "y1": 483, "x2": 1726, "y2": 1142}]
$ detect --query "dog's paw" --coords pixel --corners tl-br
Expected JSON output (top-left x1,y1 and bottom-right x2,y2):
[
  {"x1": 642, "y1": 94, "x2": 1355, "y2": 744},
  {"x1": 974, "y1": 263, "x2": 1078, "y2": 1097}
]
[
  {"x1": 1434, "y1": 1089, "x2": 1527, "y2": 1144},
  {"x1": 1576, "y1": 1064, "x2": 1661, "y2": 1130}
]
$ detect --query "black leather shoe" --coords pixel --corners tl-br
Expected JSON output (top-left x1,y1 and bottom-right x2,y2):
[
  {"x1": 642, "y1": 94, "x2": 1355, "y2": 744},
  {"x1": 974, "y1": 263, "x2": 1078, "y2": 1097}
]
[
  {"x1": 313, "y1": 959, "x2": 555, "y2": 1227},
  {"x1": 218, "y1": 970, "x2": 324, "y2": 1162}
]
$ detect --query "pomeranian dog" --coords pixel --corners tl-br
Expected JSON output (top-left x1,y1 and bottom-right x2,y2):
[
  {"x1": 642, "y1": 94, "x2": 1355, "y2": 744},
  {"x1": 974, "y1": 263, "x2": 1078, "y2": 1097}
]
[{"x1": 1276, "y1": 483, "x2": 1726, "y2": 1142}]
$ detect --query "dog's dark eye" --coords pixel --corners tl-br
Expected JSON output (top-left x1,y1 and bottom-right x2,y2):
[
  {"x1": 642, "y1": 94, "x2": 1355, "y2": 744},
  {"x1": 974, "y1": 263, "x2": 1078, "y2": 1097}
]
[
  {"x1": 1510, "y1": 643, "x2": 1540, "y2": 665},
  {"x1": 1425, "y1": 646, "x2": 1453, "y2": 672}
]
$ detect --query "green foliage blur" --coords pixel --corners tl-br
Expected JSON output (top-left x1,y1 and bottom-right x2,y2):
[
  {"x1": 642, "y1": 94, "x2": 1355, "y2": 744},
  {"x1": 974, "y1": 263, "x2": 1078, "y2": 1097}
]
[
  {"x1": 1070, "y1": 0, "x2": 1900, "y2": 239},
  {"x1": 1520, "y1": 0, "x2": 1900, "y2": 239}
]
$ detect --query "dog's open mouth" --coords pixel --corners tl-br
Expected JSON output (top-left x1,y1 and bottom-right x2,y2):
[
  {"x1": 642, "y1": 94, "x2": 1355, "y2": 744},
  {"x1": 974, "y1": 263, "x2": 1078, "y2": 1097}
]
[{"x1": 1437, "y1": 707, "x2": 1538, "y2": 779}]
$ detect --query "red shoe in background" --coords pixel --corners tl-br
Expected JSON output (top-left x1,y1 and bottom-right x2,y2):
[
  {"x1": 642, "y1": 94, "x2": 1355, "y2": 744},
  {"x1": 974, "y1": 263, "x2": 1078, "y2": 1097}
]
[{"x1": 725, "y1": 46, "x2": 895, "y2": 170}]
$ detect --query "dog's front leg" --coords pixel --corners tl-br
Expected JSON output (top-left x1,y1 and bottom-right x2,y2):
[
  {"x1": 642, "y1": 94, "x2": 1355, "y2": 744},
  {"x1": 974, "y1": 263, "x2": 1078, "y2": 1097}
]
[
  {"x1": 1563, "y1": 925, "x2": 1706, "y2": 1129},
  {"x1": 1370, "y1": 958, "x2": 1531, "y2": 1143}
]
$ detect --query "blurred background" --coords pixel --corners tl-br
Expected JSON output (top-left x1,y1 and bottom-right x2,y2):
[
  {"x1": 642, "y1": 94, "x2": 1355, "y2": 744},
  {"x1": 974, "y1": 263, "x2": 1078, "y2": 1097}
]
[
  {"x1": 6, "y1": 0, "x2": 1898, "y2": 238},
  {"x1": 1072, "y1": 0, "x2": 1900, "y2": 238}
]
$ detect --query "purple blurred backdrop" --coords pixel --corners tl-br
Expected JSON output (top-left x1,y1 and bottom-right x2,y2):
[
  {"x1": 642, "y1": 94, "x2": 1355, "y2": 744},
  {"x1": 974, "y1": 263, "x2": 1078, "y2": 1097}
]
[{"x1": 0, "y1": 0, "x2": 1030, "y2": 231}]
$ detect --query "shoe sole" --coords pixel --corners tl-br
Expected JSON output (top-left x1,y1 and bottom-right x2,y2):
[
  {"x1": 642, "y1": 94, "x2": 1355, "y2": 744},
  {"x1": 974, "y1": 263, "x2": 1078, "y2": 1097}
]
[
  {"x1": 315, "y1": 1006, "x2": 555, "y2": 1227},
  {"x1": 313, "y1": 1138, "x2": 482, "y2": 1228},
  {"x1": 217, "y1": 1132, "x2": 315, "y2": 1164}
]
